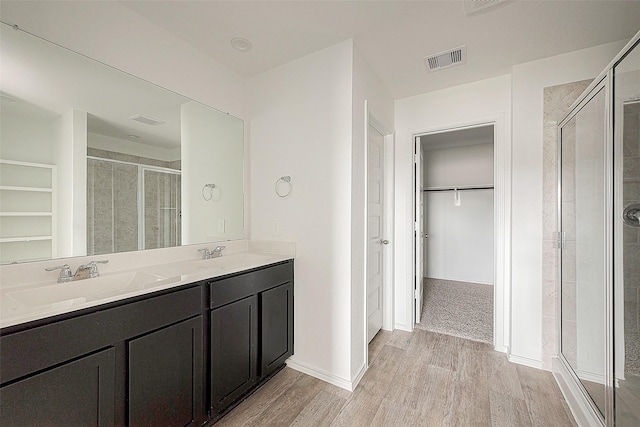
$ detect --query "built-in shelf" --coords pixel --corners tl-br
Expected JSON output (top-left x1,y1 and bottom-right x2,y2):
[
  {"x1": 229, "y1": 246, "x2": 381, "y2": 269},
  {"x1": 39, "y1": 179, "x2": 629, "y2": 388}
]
[
  {"x1": 0, "y1": 212, "x2": 53, "y2": 217},
  {"x1": 0, "y1": 185, "x2": 53, "y2": 193},
  {"x1": 0, "y1": 159, "x2": 56, "y2": 263},
  {"x1": 0, "y1": 236, "x2": 53, "y2": 243}
]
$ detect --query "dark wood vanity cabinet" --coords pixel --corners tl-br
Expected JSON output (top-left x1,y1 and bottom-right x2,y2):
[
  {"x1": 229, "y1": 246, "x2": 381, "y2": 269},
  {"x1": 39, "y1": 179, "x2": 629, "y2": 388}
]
[
  {"x1": 0, "y1": 347, "x2": 116, "y2": 426},
  {"x1": 0, "y1": 285, "x2": 205, "y2": 427},
  {"x1": 0, "y1": 259, "x2": 294, "y2": 426},
  {"x1": 209, "y1": 261, "x2": 294, "y2": 417},
  {"x1": 128, "y1": 316, "x2": 203, "y2": 427}
]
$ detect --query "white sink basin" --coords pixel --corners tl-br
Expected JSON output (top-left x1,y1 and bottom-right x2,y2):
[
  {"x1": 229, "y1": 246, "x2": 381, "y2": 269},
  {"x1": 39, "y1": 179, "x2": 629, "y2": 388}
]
[
  {"x1": 8, "y1": 271, "x2": 173, "y2": 308},
  {"x1": 188, "y1": 253, "x2": 274, "y2": 271}
]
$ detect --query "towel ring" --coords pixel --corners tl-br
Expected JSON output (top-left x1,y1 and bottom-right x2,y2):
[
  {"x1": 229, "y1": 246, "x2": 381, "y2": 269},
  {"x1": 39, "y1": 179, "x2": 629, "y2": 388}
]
[
  {"x1": 275, "y1": 176, "x2": 292, "y2": 198},
  {"x1": 202, "y1": 183, "x2": 216, "y2": 201}
]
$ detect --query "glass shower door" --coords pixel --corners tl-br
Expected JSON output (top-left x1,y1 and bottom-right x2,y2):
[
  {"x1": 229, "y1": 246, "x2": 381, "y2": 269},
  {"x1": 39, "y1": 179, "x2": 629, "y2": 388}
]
[
  {"x1": 560, "y1": 83, "x2": 608, "y2": 419},
  {"x1": 614, "y1": 39, "x2": 640, "y2": 427},
  {"x1": 141, "y1": 168, "x2": 181, "y2": 250}
]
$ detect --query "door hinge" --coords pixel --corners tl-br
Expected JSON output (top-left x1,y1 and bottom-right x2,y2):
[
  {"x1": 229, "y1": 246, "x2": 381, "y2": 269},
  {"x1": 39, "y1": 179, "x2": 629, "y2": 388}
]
[
  {"x1": 414, "y1": 288, "x2": 419, "y2": 299},
  {"x1": 557, "y1": 231, "x2": 566, "y2": 249}
]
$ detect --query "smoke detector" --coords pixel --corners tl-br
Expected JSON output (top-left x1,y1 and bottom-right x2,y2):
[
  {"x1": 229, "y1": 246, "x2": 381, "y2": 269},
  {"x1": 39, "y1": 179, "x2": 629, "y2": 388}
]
[
  {"x1": 463, "y1": 0, "x2": 508, "y2": 15},
  {"x1": 129, "y1": 114, "x2": 165, "y2": 126},
  {"x1": 423, "y1": 46, "x2": 467, "y2": 73}
]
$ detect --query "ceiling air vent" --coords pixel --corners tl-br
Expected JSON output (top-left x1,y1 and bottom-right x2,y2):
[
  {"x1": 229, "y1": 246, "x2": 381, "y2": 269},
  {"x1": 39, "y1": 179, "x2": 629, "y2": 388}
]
[
  {"x1": 129, "y1": 114, "x2": 165, "y2": 126},
  {"x1": 463, "y1": 0, "x2": 508, "y2": 15},
  {"x1": 423, "y1": 46, "x2": 467, "y2": 73}
]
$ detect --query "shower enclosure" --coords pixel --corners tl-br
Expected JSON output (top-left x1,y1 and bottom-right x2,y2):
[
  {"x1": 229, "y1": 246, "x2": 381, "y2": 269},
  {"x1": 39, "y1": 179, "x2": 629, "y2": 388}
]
[
  {"x1": 556, "y1": 32, "x2": 640, "y2": 426},
  {"x1": 87, "y1": 157, "x2": 181, "y2": 255}
]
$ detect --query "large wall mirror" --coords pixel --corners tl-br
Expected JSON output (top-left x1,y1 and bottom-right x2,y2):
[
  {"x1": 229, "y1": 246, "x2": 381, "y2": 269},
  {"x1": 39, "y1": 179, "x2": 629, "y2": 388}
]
[{"x1": 0, "y1": 23, "x2": 244, "y2": 264}]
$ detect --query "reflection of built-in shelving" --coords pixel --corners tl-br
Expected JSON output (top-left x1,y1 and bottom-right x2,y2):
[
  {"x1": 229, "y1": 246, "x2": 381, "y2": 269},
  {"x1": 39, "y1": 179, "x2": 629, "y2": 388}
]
[{"x1": 0, "y1": 159, "x2": 56, "y2": 263}]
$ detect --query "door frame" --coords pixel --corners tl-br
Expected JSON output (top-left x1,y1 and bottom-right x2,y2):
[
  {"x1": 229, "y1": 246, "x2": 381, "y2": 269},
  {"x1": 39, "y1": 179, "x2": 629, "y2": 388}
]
[
  {"x1": 410, "y1": 114, "x2": 510, "y2": 353},
  {"x1": 364, "y1": 101, "x2": 394, "y2": 367}
]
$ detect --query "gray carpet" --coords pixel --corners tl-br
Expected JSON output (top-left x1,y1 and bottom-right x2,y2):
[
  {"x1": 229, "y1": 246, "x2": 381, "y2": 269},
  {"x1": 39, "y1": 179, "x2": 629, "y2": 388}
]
[{"x1": 415, "y1": 278, "x2": 494, "y2": 344}]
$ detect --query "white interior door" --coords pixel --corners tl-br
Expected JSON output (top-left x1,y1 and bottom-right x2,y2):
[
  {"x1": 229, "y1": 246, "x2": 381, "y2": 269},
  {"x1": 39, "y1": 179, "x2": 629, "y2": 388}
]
[
  {"x1": 367, "y1": 124, "x2": 385, "y2": 343},
  {"x1": 415, "y1": 138, "x2": 424, "y2": 324}
]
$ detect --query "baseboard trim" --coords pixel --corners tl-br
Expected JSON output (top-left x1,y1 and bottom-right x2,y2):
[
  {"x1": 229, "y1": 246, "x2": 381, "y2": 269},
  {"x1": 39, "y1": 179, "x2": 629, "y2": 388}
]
[
  {"x1": 351, "y1": 363, "x2": 366, "y2": 390},
  {"x1": 552, "y1": 357, "x2": 603, "y2": 427},
  {"x1": 394, "y1": 322, "x2": 412, "y2": 332},
  {"x1": 508, "y1": 354, "x2": 544, "y2": 369},
  {"x1": 286, "y1": 358, "x2": 355, "y2": 392}
]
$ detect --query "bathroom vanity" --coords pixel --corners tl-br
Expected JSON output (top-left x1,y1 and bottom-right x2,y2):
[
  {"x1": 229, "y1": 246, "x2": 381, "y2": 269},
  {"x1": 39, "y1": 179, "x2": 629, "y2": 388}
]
[{"x1": 0, "y1": 250, "x2": 294, "y2": 426}]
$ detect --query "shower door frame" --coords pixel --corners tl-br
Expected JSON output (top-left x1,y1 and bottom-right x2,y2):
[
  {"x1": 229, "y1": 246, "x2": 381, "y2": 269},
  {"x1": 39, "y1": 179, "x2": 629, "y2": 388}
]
[
  {"x1": 138, "y1": 165, "x2": 182, "y2": 251},
  {"x1": 556, "y1": 74, "x2": 613, "y2": 427},
  {"x1": 554, "y1": 30, "x2": 640, "y2": 427}
]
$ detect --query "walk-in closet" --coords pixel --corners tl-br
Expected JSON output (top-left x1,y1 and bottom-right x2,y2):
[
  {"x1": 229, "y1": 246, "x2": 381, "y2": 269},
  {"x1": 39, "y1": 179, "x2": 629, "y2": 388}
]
[{"x1": 415, "y1": 125, "x2": 495, "y2": 344}]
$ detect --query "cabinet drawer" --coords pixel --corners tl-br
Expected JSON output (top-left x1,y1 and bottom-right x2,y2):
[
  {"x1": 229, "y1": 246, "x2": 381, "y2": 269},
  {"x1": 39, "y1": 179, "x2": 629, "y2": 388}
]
[
  {"x1": 209, "y1": 261, "x2": 293, "y2": 309},
  {"x1": 0, "y1": 285, "x2": 202, "y2": 384}
]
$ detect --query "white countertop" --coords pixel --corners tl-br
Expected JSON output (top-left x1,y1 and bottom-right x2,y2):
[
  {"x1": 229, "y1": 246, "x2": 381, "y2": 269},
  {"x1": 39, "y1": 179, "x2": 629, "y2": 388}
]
[{"x1": 0, "y1": 244, "x2": 294, "y2": 329}]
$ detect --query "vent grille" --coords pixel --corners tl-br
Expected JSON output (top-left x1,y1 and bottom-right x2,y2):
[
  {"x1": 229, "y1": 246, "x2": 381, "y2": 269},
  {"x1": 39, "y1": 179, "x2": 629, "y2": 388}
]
[
  {"x1": 423, "y1": 46, "x2": 467, "y2": 73},
  {"x1": 463, "y1": 0, "x2": 508, "y2": 15},
  {"x1": 129, "y1": 114, "x2": 165, "y2": 126}
]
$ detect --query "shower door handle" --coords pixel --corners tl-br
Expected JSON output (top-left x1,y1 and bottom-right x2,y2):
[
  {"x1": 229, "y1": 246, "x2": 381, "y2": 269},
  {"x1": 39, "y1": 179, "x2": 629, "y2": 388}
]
[{"x1": 623, "y1": 203, "x2": 640, "y2": 227}]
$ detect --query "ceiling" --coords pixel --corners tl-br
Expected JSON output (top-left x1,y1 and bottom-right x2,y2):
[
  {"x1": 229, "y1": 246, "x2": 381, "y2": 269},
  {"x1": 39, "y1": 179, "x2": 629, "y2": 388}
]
[{"x1": 119, "y1": 0, "x2": 640, "y2": 99}]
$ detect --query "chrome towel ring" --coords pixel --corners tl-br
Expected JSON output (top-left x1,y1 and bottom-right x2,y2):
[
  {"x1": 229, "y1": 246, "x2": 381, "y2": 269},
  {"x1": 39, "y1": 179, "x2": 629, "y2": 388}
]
[
  {"x1": 275, "y1": 176, "x2": 292, "y2": 198},
  {"x1": 202, "y1": 183, "x2": 216, "y2": 201}
]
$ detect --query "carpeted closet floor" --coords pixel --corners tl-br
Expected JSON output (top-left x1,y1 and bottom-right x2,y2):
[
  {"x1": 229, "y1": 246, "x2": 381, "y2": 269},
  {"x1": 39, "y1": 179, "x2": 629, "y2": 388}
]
[{"x1": 415, "y1": 278, "x2": 493, "y2": 344}]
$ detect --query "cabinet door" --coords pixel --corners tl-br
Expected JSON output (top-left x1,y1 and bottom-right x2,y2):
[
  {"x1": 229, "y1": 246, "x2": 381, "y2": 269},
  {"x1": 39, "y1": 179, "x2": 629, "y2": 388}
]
[
  {"x1": 261, "y1": 282, "x2": 294, "y2": 377},
  {"x1": 0, "y1": 347, "x2": 115, "y2": 426},
  {"x1": 210, "y1": 295, "x2": 258, "y2": 414},
  {"x1": 128, "y1": 316, "x2": 203, "y2": 427}
]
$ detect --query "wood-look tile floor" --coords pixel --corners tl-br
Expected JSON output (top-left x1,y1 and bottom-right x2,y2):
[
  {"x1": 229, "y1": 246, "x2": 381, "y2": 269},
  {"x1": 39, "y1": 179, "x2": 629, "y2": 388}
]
[{"x1": 215, "y1": 329, "x2": 577, "y2": 426}]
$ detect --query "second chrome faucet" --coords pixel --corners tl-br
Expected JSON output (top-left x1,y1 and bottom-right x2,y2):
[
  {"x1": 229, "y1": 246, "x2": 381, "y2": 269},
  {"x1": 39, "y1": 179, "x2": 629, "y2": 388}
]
[{"x1": 198, "y1": 246, "x2": 226, "y2": 259}]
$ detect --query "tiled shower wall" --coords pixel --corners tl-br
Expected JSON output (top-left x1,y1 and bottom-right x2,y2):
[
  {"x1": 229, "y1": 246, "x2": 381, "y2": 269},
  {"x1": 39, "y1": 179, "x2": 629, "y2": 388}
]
[
  {"x1": 87, "y1": 149, "x2": 181, "y2": 255},
  {"x1": 623, "y1": 104, "x2": 640, "y2": 304},
  {"x1": 542, "y1": 79, "x2": 592, "y2": 369}
]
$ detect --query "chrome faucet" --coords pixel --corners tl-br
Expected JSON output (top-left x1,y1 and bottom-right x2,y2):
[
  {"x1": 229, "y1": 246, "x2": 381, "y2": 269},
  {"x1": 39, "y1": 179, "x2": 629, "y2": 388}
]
[
  {"x1": 198, "y1": 246, "x2": 226, "y2": 259},
  {"x1": 72, "y1": 260, "x2": 109, "y2": 281},
  {"x1": 212, "y1": 246, "x2": 226, "y2": 258},
  {"x1": 45, "y1": 264, "x2": 73, "y2": 283},
  {"x1": 45, "y1": 260, "x2": 108, "y2": 282},
  {"x1": 198, "y1": 247, "x2": 212, "y2": 259}
]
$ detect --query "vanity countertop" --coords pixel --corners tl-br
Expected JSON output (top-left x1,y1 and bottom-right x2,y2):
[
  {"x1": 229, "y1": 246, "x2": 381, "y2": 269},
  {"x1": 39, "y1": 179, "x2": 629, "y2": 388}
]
[{"x1": 0, "y1": 251, "x2": 293, "y2": 330}]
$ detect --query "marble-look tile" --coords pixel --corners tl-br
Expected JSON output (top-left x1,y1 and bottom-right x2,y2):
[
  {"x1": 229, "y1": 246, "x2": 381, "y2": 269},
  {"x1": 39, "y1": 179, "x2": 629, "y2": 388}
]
[
  {"x1": 542, "y1": 279, "x2": 557, "y2": 319},
  {"x1": 624, "y1": 225, "x2": 639, "y2": 244},
  {"x1": 624, "y1": 287, "x2": 638, "y2": 304},
  {"x1": 624, "y1": 183, "x2": 640, "y2": 203},
  {"x1": 542, "y1": 201, "x2": 558, "y2": 241},
  {"x1": 624, "y1": 244, "x2": 640, "y2": 285},
  {"x1": 541, "y1": 316, "x2": 557, "y2": 370},
  {"x1": 561, "y1": 280, "x2": 577, "y2": 323},
  {"x1": 624, "y1": 157, "x2": 640, "y2": 180},
  {"x1": 542, "y1": 240, "x2": 558, "y2": 281},
  {"x1": 624, "y1": 113, "x2": 639, "y2": 158}
]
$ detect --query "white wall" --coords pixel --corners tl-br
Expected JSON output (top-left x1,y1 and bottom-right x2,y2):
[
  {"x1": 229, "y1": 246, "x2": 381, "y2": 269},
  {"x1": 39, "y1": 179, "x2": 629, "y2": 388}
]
[
  {"x1": 181, "y1": 101, "x2": 244, "y2": 243},
  {"x1": 351, "y1": 45, "x2": 394, "y2": 379},
  {"x1": 510, "y1": 40, "x2": 626, "y2": 366},
  {"x1": 424, "y1": 143, "x2": 494, "y2": 284},
  {"x1": 248, "y1": 40, "x2": 356, "y2": 388},
  {"x1": 54, "y1": 108, "x2": 87, "y2": 257},
  {"x1": 394, "y1": 75, "x2": 511, "y2": 352}
]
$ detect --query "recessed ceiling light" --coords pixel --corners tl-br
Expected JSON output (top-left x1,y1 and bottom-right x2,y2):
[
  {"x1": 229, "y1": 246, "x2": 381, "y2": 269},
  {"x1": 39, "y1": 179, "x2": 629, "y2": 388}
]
[
  {"x1": 231, "y1": 37, "x2": 252, "y2": 52},
  {"x1": 128, "y1": 134, "x2": 140, "y2": 140}
]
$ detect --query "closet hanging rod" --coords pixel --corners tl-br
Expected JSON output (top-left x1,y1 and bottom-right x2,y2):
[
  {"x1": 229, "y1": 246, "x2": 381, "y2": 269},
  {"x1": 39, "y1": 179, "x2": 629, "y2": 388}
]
[{"x1": 423, "y1": 185, "x2": 494, "y2": 192}]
